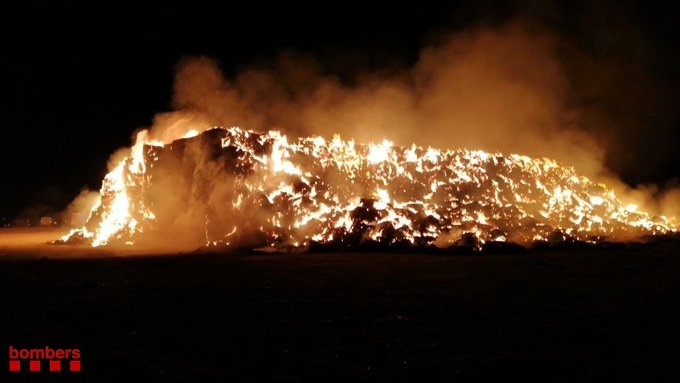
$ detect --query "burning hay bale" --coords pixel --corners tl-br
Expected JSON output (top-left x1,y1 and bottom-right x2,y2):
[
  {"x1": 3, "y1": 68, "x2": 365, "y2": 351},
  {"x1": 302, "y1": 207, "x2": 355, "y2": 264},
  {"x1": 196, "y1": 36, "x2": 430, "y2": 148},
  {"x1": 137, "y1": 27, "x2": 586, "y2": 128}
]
[{"x1": 61, "y1": 127, "x2": 677, "y2": 251}]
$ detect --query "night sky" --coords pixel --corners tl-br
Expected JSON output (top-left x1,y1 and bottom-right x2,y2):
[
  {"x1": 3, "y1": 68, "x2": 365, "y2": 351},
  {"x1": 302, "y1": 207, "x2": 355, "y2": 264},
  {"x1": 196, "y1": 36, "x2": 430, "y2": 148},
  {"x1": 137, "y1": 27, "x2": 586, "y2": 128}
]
[{"x1": 1, "y1": 0, "x2": 679, "y2": 222}]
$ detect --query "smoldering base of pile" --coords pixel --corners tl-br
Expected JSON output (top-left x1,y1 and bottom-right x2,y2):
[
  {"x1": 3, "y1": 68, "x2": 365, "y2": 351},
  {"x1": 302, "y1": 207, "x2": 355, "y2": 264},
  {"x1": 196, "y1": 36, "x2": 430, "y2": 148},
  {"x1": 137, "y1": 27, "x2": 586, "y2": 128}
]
[
  {"x1": 53, "y1": 229, "x2": 679, "y2": 255},
  {"x1": 199, "y1": 232, "x2": 680, "y2": 256}
]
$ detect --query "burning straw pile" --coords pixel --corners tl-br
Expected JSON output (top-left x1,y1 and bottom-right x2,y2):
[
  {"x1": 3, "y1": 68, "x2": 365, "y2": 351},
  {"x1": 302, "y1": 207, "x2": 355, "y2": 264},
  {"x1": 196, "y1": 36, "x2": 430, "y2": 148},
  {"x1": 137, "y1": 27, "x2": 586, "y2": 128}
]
[{"x1": 62, "y1": 127, "x2": 676, "y2": 251}]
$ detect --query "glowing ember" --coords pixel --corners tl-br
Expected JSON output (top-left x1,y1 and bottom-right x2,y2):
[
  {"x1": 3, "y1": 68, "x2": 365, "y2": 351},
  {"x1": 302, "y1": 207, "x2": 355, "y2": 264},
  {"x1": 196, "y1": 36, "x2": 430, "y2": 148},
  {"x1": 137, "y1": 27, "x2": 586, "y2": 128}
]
[{"x1": 63, "y1": 127, "x2": 677, "y2": 250}]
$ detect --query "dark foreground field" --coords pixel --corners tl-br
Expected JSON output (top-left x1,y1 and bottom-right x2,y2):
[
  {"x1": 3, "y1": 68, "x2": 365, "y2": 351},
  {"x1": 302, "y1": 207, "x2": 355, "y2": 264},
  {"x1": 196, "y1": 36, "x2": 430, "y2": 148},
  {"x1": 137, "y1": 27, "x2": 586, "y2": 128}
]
[{"x1": 1, "y1": 229, "x2": 679, "y2": 381}]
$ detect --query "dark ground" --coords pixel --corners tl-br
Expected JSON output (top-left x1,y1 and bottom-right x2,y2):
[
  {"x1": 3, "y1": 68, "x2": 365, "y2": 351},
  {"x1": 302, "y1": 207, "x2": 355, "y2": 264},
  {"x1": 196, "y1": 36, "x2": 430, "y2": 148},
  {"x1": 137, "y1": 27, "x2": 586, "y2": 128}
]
[{"x1": 1, "y1": 229, "x2": 679, "y2": 381}]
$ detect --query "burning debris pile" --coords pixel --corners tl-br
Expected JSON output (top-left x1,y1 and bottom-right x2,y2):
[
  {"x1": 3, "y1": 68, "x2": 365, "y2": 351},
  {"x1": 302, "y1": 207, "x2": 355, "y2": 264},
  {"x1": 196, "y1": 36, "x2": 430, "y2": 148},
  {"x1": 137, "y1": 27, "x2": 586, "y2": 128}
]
[{"x1": 62, "y1": 127, "x2": 677, "y2": 251}]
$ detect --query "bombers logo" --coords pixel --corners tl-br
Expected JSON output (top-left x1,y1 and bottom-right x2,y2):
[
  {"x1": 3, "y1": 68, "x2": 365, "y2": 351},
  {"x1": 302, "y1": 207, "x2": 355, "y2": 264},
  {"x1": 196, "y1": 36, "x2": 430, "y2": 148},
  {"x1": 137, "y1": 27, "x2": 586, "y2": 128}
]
[{"x1": 8, "y1": 346, "x2": 81, "y2": 372}]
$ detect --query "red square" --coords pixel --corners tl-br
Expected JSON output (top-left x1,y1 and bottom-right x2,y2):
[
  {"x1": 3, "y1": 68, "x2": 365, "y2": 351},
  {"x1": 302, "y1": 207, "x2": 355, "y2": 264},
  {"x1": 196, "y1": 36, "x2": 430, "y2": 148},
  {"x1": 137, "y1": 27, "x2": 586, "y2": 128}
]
[
  {"x1": 9, "y1": 360, "x2": 20, "y2": 371},
  {"x1": 29, "y1": 360, "x2": 41, "y2": 371},
  {"x1": 50, "y1": 360, "x2": 61, "y2": 371},
  {"x1": 70, "y1": 360, "x2": 80, "y2": 372}
]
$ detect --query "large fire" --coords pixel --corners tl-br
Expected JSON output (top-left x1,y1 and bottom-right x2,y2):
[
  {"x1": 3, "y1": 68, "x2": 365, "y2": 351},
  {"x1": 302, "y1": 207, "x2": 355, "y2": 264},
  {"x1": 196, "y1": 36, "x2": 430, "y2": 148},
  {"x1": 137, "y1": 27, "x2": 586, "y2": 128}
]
[{"x1": 62, "y1": 127, "x2": 677, "y2": 250}]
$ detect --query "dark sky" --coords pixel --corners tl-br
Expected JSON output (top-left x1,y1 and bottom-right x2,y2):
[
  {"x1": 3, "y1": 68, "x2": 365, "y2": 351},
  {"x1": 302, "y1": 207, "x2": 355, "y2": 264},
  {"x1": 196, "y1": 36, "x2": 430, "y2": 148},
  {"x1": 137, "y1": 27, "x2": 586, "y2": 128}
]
[{"x1": 1, "y1": 0, "x2": 678, "y2": 221}]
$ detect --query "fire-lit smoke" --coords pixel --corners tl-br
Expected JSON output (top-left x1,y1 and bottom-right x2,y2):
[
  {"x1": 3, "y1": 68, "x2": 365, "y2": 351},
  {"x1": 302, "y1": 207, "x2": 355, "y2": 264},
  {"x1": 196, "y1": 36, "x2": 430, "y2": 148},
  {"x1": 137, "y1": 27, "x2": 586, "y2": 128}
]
[
  {"x1": 62, "y1": 21, "x2": 679, "y2": 251},
  {"x1": 158, "y1": 23, "x2": 603, "y2": 175}
]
